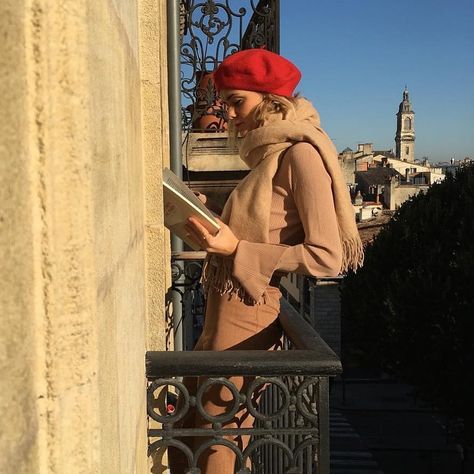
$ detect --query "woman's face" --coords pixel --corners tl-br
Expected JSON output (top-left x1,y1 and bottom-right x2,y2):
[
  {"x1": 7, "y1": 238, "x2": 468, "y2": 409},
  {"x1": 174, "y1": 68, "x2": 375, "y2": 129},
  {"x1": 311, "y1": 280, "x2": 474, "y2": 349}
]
[{"x1": 221, "y1": 89, "x2": 263, "y2": 136}]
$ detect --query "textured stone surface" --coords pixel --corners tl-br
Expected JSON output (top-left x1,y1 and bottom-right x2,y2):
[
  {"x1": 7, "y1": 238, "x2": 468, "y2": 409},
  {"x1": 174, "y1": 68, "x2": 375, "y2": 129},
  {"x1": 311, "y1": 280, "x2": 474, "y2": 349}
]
[{"x1": 0, "y1": 1, "x2": 168, "y2": 472}]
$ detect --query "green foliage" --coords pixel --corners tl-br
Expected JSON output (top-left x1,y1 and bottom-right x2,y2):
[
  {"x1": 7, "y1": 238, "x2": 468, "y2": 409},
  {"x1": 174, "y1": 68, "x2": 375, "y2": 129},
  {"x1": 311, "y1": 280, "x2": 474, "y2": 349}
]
[{"x1": 341, "y1": 164, "x2": 474, "y2": 443}]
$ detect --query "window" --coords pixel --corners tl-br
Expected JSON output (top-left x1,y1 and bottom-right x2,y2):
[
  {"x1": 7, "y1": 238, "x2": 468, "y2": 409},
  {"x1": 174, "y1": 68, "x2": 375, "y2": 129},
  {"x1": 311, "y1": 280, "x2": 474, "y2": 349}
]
[
  {"x1": 404, "y1": 117, "x2": 412, "y2": 130},
  {"x1": 406, "y1": 146, "x2": 410, "y2": 155}
]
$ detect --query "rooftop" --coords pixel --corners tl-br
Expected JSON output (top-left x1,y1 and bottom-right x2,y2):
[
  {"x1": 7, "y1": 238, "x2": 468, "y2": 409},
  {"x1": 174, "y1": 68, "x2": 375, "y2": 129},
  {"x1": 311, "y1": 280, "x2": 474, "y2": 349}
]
[
  {"x1": 356, "y1": 168, "x2": 403, "y2": 187},
  {"x1": 357, "y1": 211, "x2": 394, "y2": 246}
]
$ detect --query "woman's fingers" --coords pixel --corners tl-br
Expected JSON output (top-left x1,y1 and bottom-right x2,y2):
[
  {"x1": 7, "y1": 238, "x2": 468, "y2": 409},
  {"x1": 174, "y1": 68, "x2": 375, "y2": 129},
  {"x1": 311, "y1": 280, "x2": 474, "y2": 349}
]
[
  {"x1": 186, "y1": 217, "x2": 238, "y2": 256},
  {"x1": 185, "y1": 223, "x2": 205, "y2": 246},
  {"x1": 187, "y1": 217, "x2": 210, "y2": 239},
  {"x1": 186, "y1": 217, "x2": 213, "y2": 250}
]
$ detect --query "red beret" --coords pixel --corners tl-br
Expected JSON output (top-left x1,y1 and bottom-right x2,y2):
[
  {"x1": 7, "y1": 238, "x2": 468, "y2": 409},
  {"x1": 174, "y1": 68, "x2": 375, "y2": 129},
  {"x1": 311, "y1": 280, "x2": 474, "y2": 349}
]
[{"x1": 213, "y1": 49, "x2": 301, "y2": 97}]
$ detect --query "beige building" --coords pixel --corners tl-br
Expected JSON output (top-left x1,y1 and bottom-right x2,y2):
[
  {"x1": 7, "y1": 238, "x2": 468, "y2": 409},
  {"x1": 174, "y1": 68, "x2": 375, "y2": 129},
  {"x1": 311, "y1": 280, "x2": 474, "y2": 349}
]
[
  {"x1": 383, "y1": 176, "x2": 430, "y2": 210},
  {"x1": 372, "y1": 156, "x2": 445, "y2": 184},
  {"x1": 1, "y1": 1, "x2": 170, "y2": 473},
  {"x1": 342, "y1": 139, "x2": 445, "y2": 212}
]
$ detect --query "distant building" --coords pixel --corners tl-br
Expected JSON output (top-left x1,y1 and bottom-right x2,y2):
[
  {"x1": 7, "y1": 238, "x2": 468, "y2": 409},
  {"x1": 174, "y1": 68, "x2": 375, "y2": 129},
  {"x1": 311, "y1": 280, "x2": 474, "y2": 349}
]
[
  {"x1": 353, "y1": 202, "x2": 383, "y2": 222},
  {"x1": 338, "y1": 147, "x2": 358, "y2": 188},
  {"x1": 352, "y1": 159, "x2": 443, "y2": 211},
  {"x1": 372, "y1": 156, "x2": 445, "y2": 184},
  {"x1": 339, "y1": 88, "x2": 446, "y2": 215},
  {"x1": 355, "y1": 167, "x2": 403, "y2": 203},
  {"x1": 395, "y1": 87, "x2": 415, "y2": 162},
  {"x1": 384, "y1": 175, "x2": 430, "y2": 210},
  {"x1": 434, "y1": 157, "x2": 474, "y2": 176},
  {"x1": 342, "y1": 142, "x2": 444, "y2": 213}
]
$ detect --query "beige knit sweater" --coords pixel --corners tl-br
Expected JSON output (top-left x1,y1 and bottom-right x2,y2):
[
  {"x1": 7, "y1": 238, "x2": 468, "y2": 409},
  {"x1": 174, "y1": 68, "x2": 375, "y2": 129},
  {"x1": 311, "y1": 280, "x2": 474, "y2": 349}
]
[{"x1": 231, "y1": 141, "x2": 342, "y2": 302}]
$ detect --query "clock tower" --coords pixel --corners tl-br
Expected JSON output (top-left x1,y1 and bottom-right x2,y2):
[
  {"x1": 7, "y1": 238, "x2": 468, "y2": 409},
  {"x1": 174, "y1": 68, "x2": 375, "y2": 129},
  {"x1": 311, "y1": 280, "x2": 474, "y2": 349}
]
[{"x1": 395, "y1": 87, "x2": 415, "y2": 162}]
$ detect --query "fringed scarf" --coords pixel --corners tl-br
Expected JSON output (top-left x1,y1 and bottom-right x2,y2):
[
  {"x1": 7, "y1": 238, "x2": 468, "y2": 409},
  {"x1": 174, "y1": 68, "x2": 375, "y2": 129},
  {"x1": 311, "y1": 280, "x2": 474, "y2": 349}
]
[{"x1": 202, "y1": 97, "x2": 363, "y2": 303}]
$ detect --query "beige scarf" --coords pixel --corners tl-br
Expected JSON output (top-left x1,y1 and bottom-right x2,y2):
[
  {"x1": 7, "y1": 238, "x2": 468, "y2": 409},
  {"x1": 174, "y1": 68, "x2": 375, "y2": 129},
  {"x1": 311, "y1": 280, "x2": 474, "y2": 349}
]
[{"x1": 202, "y1": 97, "x2": 363, "y2": 303}]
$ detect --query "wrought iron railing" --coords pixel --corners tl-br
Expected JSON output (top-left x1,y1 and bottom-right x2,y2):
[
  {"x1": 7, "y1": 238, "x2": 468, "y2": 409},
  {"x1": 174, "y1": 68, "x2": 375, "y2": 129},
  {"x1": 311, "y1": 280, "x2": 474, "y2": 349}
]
[
  {"x1": 150, "y1": 260, "x2": 342, "y2": 473},
  {"x1": 180, "y1": 0, "x2": 280, "y2": 133},
  {"x1": 167, "y1": 251, "x2": 207, "y2": 351}
]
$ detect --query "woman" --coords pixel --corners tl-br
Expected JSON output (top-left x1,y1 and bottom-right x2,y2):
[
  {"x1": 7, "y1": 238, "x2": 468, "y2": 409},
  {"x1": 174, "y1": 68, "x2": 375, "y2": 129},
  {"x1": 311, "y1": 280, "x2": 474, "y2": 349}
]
[{"x1": 182, "y1": 48, "x2": 363, "y2": 473}]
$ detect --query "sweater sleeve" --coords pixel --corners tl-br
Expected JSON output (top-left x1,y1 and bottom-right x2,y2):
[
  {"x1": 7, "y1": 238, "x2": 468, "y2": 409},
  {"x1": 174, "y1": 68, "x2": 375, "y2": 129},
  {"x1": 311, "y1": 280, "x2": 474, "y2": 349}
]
[{"x1": 232, "y1": 143, "x2": 343, "y2": 301}]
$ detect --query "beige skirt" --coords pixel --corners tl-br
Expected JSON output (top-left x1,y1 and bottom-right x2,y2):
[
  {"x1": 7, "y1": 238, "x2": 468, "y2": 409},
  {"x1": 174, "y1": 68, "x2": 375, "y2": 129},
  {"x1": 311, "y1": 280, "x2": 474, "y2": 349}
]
[{"x1": 195, "y1": 286, "x2": 283, "y2": 352}]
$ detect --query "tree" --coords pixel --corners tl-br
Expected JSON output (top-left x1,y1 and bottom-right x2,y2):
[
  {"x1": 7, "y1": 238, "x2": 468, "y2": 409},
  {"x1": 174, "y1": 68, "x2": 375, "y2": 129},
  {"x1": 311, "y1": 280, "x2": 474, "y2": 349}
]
[{"x1": 341, "y1": 164, "x2": 474, "y2": 446}]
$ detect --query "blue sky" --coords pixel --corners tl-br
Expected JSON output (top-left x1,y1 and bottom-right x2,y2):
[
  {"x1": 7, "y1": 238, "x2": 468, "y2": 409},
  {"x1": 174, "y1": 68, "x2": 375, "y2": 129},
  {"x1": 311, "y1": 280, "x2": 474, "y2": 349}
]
[{"x1": 280, "y1": 0, "x2": 474, "y2": 162}]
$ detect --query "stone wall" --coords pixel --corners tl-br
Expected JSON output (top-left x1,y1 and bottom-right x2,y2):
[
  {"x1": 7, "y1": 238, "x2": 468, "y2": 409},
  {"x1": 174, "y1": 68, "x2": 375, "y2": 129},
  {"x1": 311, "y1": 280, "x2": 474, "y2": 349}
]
[{"x1": 0, "y1": 1, "x2": 169, "y2": 472}]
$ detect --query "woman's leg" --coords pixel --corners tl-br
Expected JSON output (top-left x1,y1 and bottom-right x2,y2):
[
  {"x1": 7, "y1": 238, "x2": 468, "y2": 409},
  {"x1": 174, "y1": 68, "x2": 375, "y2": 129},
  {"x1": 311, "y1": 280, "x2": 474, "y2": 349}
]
[{"x1": 193, "y1": 289, "x2": 282, "y2": 474}]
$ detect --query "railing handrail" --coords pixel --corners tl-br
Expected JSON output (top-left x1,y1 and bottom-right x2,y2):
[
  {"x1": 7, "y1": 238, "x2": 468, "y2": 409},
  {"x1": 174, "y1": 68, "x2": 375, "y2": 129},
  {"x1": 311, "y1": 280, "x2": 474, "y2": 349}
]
[
  {"x1": 146, "y1": 298, "x2": 341, "y2": 378},
  {"x1": 146, "y1": 350, "x2": 341, "y2": 378}
]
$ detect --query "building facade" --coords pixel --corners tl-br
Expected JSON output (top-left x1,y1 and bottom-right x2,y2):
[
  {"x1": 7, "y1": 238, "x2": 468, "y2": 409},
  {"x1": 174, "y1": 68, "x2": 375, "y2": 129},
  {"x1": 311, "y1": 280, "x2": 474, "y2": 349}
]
[
  {"x1": 1, "y1": 1, "x2": 170, "y2": 472},
  {"x1": 395, "y1": 87, "x2": 416, "y2": 162}
]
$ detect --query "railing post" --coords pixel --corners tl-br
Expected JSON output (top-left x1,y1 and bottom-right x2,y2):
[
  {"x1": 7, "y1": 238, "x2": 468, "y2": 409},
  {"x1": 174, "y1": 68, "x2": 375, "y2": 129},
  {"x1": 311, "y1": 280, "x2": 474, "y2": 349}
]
[
  {"x1": 317, "y1": 376, "x2": 331, "y2": 474},
  {"x1": 167, "y1": 0, "x2": 184, "y2": 350},
  {"x1": 309, "y1": 277, "x2": 318, "y2": 329},
  {"x1": 299, "y1": 274, "x2": 306, "y2": 318}
]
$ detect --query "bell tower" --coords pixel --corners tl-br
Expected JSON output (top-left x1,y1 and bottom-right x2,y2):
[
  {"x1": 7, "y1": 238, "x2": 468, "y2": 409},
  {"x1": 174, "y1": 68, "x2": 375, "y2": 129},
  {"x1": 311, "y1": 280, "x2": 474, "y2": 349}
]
[{"x1": 395, "y1": 87, "x2": 415, "y2": 162}]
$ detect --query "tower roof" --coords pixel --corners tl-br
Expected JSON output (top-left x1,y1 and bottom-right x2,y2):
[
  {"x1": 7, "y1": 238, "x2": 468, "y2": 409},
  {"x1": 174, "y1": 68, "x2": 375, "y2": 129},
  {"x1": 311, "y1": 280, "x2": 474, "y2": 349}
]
[{"x1": 398, "y1": 87, "x2": 414, "y2": 114}]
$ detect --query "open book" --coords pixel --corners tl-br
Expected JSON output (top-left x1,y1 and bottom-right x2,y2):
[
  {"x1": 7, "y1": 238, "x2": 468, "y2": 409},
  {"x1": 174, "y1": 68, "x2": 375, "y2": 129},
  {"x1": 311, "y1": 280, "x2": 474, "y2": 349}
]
[{"x1": 163, "y1": 168, "x2": 221, "y2": 250}]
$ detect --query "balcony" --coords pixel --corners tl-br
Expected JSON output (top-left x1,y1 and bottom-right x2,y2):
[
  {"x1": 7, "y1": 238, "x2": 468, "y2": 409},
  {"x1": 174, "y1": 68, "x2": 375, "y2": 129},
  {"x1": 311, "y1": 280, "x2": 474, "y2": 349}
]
[{"x1": 147, "y1": 253, "x2": 342, "y2": 473}]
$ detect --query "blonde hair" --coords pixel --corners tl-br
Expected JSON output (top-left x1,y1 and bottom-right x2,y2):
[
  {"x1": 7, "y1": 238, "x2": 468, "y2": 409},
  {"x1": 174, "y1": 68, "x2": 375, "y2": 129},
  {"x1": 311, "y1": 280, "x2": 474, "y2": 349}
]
[
  {"x1": 227, "y1": 93, "x2": 299, "y2": 146},
  {"x1": 253, "y1": 93, "x2": 298, "y2": 126}
]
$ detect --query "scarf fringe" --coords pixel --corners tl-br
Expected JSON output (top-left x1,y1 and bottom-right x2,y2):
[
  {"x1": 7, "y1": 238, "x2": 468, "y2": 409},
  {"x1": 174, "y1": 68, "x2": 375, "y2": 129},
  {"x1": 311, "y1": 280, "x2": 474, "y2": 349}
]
[
  {"x1": 340, "y1": 236, "x2": 365, "y2": 274},
  {"x1": 202, "y1": 256, "x2": 264, "y2": 305}
]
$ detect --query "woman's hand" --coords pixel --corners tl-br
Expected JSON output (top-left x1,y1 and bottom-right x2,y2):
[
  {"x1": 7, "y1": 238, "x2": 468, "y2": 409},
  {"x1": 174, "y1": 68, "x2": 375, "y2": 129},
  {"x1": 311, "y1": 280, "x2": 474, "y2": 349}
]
[{"x1": 185, "y1": 217, "x2": 239, "y2": 256}]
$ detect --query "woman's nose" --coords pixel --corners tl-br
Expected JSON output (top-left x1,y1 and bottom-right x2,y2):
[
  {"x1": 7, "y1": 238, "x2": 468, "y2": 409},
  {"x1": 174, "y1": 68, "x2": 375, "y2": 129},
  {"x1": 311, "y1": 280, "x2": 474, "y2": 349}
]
[{"x1": 227, "y1": 105, "x2": 236, "y2": 120}]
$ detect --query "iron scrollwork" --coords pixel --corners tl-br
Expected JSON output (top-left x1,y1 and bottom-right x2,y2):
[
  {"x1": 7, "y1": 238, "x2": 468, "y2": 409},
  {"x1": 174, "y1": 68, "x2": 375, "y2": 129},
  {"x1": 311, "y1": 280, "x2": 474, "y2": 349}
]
[
  {"x1": 147, "y1": 375, "x2": 322, "y2": 473},
  {"x1": 180, "y1": 0, "x2": 280, "y2": 132},
  {"x1": 168, "y1": 255, "x2": 206, "y2": 351}
]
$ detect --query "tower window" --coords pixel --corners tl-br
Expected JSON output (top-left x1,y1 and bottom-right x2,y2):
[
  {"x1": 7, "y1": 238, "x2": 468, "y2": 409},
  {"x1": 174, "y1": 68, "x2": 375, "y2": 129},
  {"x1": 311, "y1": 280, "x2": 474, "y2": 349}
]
[
  {"x1": 404, "y1": 117, "x2": 412, "y2": 130},
  {"x1": 405, "y1": 146, "x2": 410, "y2": 155}
]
